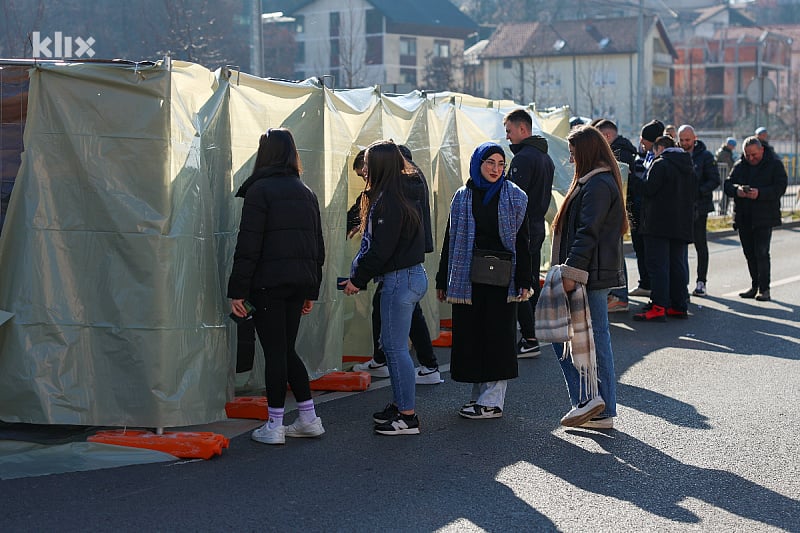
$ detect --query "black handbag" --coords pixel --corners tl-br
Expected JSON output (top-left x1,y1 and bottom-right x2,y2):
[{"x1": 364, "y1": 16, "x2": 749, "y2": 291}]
[{"x1": 470, "y1": 248, "x2": 512, "y2": 287}]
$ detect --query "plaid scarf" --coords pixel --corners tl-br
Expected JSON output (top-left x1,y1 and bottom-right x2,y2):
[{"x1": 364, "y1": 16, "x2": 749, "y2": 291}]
[
  {"x1": 535, "y1": 265, "x2": 599, "y2": 401},
  {"x1": 445, "y1": 181, "x2": 528, "y2": 304}
]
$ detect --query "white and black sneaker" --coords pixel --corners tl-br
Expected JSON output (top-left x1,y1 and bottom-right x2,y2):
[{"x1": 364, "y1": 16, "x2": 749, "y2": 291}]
[
  {"x1": 351, "y1": 358, "x2": 390, "y2": 378},
  {"x1": 374, "y1": 412, "x2": 420, "y2": 435},
  {"x1": 459, "y1": 404, "x2": 503, "y2": 419},
  {"x1": 415, "y1": 366, "x2": 442, "y2": 385},
  {"x1": 517, "y1": 337, "x2": 541, "y2": 358},
  {"x1": 372, "y1": 403, "x2": 399, "y2": 424}
]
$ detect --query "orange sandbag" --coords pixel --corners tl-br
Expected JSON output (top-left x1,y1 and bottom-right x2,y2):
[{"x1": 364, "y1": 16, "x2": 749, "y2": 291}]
[
  {"x1": 88, "y1": 430, "x2": 229, "y2": 460},
  {"x1": 225, "y1": 396, "x2": 268, "y2": 420}
]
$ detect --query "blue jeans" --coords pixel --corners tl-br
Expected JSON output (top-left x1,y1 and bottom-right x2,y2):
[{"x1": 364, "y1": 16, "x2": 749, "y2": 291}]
[
  {"x1": 380, "y1": 264, "x2": 428, "y2": 412},
  {"x1": 552, "y1": 288, "x2": 617, "y2": 418},
  {"x1": 608, "y1": 260, "x2": 629, "y2": 302}
]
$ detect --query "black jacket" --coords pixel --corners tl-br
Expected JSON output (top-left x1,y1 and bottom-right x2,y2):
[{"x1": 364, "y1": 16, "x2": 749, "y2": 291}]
[
  {"x1": 557, "y1": 171, "x2": 626, "y2": 290},
  {"x1": 640, "y1": 149, "x2": 697, "y2": 242},
  {"x1": 227, "y1": 165, "x2": 325, "y2": 300},
  {"x1": 689, "y1": 140, "x2": 721, "y2": 214},
  {"x1": 611, "y1": 134, "x2": 638, "y2": 179},
  {"x1": 350, "y1": 188, "x2": 426, "y2": 289},
  {"x1": 724, "y1": 151, "x2": 788, "y2": 229},
  {"x1": 508, "y1": 136, "x2": 554, "y2": 241}
]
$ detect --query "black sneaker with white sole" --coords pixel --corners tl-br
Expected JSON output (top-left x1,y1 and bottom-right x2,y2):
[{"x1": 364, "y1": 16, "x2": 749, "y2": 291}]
[
  {"x1": 459, "y1": 404, "x2": 503, "y2": 419},
  {"x1": 374, "y1": 412, "x2": 420, "y2": 435},
  {"x1": 372, "y1": 403, "x2": 399, "y2": 424},
  {"x1": 517, "y1": 337, "x2": 540, "y2": 358}
]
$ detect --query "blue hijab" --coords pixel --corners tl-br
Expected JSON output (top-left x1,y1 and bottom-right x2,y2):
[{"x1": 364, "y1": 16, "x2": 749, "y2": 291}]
[{"x1": 469, "y1": 142, "x2": 506, "y2": 205}]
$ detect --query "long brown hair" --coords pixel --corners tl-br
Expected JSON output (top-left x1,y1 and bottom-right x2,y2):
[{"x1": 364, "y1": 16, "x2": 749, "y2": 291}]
[
  {"x1": 252, "y1": 127, "x2": 303, "y2": 175},
  {"x1": 552, "y1": 125, "x2": 628, "y2": 235},
  {"x1": 359, "y1": 140, "x2": 420, "y2": 234}
]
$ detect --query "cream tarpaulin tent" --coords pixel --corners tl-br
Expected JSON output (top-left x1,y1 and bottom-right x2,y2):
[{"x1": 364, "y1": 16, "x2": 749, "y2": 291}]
[{"x1": 0, "y1": 59, "x2": 575, "y2": 428}]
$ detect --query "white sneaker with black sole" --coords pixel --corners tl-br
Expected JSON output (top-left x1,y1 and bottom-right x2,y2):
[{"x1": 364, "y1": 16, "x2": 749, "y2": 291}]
[
  {"x1": 374, "y1": 412, "x2": 420, "y2": 435},
  {"x1": 415, "y1": 366, "x2": 442, "y2": 384},
  {"x1": 517, "y1": 337, "x2": 540, "y2": 358},
  {"x1": 351, "y1": 358, "x2": 390, "y2": 378}
]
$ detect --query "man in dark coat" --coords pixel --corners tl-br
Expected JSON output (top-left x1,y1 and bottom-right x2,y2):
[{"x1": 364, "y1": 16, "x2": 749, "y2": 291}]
[
  {"x1": 678, "y1": 124, "x2": 720, "y2": 297},
  {"x1": 633, "y1": 136, "x2": 696, "y2": 321},
  {"x1": 596, "y1": 118, "x2": 638, "y2": 312},
  {"x1": 629, "y1": 119, "x2": 664, "y2": 297},
  {"x1": 716, "y1": 137, "x2": 737, "y2": 215},
  {"x1": 504, "y1": 108, "x2": 554, "y2": 358},
  {"x1": 724, "y1": 136, "x2": 788, "y2": 301}
]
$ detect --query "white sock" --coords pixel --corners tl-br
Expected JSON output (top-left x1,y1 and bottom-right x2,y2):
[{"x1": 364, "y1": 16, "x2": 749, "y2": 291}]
[
  {"x1": 297, "y1": 399, "x2": 317, "y2": 423},
  {"x1": 267, "y1": 407, "x2": 284, "y2": 429}
]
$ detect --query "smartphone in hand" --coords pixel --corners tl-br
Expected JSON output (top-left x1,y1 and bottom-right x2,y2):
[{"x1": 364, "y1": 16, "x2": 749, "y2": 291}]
[{"x1": 229, "y1": 300, "x2": 256, "y2": 323}]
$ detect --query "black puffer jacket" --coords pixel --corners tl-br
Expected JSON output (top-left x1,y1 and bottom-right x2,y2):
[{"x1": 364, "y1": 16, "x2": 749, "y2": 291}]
[
  {"x1": 640, "y1": 148, "x2": 697, "y2": 242},
  {"x1": 724, "y1": 151, "x2": 788, "y2": 229},
  {"x1": 508, "y1": 136, "x2": 554, "y2": 240},
  {"x1": 227, "y1": 165, "x2": 325, "y2": 300},
  {"x1": 557, "y1": 171, "x2": 626, "y2": 290},
  {"x1": 689, "y1": 140, "x2": 721, "y2": 214}
]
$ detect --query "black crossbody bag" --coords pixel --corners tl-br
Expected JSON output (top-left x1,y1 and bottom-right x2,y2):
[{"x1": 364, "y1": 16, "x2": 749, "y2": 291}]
[{"x1": 470, "y1": 248, "x2": 512, "y2": 287}]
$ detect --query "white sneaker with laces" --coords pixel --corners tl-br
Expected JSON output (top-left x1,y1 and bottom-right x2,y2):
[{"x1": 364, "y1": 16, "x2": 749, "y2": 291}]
[
  {"x1": 692, "y1": 281, "x2": 706, "y2": 297},
  {"x1": 415, "y1": 366, "x2": 442, "y2": 385},
  {"x1": 560, "y1": 396, "x2": 606, "y2": 427},
  {"x1": 251, "y1": 422, "x2": 286, "y2": 445},
  {"x1": 285, "y1": 416, "x2": 325, "y2": 438},
  {"x1": 351, "y1": 358, "x2": 390, "y2": 378}
]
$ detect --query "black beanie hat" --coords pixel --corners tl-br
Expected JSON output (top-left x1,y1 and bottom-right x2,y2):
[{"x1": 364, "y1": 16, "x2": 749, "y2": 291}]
[{"x1": 640, "y1": 119, "x2": 665, "y2": 143}]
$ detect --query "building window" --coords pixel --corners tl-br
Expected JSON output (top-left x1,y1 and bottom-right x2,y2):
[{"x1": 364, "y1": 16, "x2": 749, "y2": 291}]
[
  {"x1": 400, "y1": 37, "x2": 416, "y2": 57},
  {"x1": 502, "y1": 87, "x2": 512, "y2": 99},
  {"x1": 502, "y1": 59, "x2": 512, "y2": 69},
  {"x1": 330, "y1": 39, "x2": 340, "y2": 67},
  {"x1": 296, "y1": 42, "x2": 305, "y2": 63},
  {"x1": 434, "y1": 40, "x2": 450, "y2": 58},
  {"x1": 295, "y1": 15, "x2": 304, "y2": 33},
  {"x1": 400, "y1": 37, "x2": 416, "y2": 66},
  {"x1": 330, "y1": 12, "x2": 340, "y2": 37},
  {"x1": 593, "y1": 70, "x2": 616, "y2": 87},
  {"x1": 366, "y1": 9, "x2": 382, "y2": 34},
  {"x1": 366, "y1": 35, "x2": 382, "y2": 64},
  {"x1": 400, "y1": 68, "x2": 417, "y2": 86}
]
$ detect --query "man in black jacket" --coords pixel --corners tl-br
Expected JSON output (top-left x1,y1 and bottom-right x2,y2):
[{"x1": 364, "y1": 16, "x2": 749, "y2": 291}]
[
  {"x1": 724, "y1": 136, "x2": 788, "y2": 301},
  {"x1": 678, "y1": 125, "x2": 720, "y2": 297},
  {"x1": 504, "y1": 108, "x2": 554, "y2": 358},
  {"x1": 596, "y1": 119, "x2": 638, "y2": 313}
]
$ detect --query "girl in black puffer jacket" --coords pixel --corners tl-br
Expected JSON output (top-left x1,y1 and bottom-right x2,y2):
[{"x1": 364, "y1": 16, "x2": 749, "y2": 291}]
[{"x1": 228, "y1": 128, "x2": 326, "y2": 445}]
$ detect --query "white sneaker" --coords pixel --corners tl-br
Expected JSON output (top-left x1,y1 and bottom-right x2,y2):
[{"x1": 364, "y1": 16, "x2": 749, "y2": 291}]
[
  {"x1": 560, "y1": 396, "x2": 605, "y2": 427},
  {"x1": 579, "y1": 417, "x2": 614, "y2": 429},
  {"x1": 415, "y1": 366, "x2": 442, "y2": 385},
  {"x1": 285, "y1": 416, "x2": 325, "y2": 438},
  {"x1": 351, "y1": 358, "x2": 390, "y2": 378},
  {"x1": 251, "y1": 422, "x2": 286, "y2": 445},
  {"x1": 692, "y1": 281, "x2": 706, "y2": 297}
]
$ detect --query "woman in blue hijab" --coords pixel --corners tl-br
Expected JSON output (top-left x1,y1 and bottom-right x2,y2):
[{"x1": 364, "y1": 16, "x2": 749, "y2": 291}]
[{"x1": 435, "y1": 142, "x2": 532, "y2": 419}]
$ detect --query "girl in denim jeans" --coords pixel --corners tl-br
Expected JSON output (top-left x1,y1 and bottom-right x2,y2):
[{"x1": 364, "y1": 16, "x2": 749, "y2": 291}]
[{"x1": 341, "y1": 140, "x2": 427, "y2": 435}]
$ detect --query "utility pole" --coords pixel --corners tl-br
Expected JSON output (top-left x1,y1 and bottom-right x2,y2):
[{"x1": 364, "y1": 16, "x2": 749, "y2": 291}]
[
  {"x1": 251, "y1": 0, "x2": 263, "y2": 77},
  {"x1": 636, "y1": 0, "x2": 645, "y2": 129}
]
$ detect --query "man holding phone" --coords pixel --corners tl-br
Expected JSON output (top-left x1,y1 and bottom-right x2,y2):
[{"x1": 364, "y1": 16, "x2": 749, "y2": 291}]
[{"x1": 723, "y1": 136, "x2": 787, "y2": 302}]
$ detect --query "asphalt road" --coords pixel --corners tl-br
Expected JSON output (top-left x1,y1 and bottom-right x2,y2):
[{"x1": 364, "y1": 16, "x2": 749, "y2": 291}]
[{"x1": 4, "y1": 226, "x2": 800, "y2": 532}]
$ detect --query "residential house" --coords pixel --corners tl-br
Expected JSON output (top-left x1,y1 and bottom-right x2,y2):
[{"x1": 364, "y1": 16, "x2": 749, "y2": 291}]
[
  {"x1": 668, "y1": 5, "x2": 792, "y2": 130},
  {"x1": 286, "y1": 0, "x2": 477, "y2": 91},
  {"x1": 479, "y1": 16, "x2": 677, "y2": 135}
]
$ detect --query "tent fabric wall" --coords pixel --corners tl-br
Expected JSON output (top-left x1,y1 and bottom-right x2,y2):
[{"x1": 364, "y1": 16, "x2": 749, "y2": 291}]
[{"x1": 0, "y1": 60, "x2": 574, "y2": 427}]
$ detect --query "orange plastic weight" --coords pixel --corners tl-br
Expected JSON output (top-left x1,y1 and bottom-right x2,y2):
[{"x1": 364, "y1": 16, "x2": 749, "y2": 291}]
[
  {"x1": 432, "y1": 330, "x2": 452, "y2": 347},
  {"x1": 310, "y1": 371, "x2": 371, "y2": 391},
  {"x1": 439, "y1": 318, "x2": 453, "y2": 329},
  {"x1": 225, "y1": 396, "x2": 268, "y2": 420},
  {"x1": 88, "y1": 430, "x2": 229, "y2": 460}
]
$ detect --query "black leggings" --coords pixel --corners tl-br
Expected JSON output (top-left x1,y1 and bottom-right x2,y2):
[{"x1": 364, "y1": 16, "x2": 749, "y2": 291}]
[{"x1": 250, "y1": 286, "x2": 312, "y2": 409}]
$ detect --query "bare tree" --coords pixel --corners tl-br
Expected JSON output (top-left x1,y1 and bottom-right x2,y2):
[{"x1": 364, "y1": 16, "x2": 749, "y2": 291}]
[
  {"x1": 1, "y1": 0, "x2": 45, "y2": 57},
  {"x1": 422, "y1": 46, "x2": 464, "y2": 93}
]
